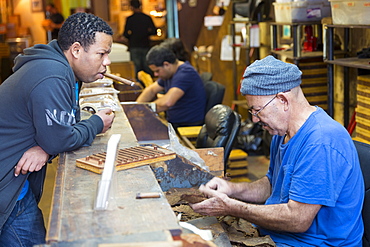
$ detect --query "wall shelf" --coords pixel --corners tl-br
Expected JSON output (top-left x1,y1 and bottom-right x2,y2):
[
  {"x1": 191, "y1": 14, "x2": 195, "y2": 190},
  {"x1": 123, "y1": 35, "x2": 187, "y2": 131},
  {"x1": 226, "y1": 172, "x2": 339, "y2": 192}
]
[
  {"x1": 271, "y1": 50, "x2": 324, "y2": 61},
  {"x1": 270, "y1": 22, "x2": 328, "y2": 111},
  {"x1": 325, "y1": 57, "x2": 370, "y2": 70},
  {"x1": 325, "y1": 24, "x2": 370, "y2": 127},
  {"x1": 230, "y1": 20, "x2": 260, "y2": 101},
  {"x1": 270, "y1": 21, "x2": 323, "y2": 62}
]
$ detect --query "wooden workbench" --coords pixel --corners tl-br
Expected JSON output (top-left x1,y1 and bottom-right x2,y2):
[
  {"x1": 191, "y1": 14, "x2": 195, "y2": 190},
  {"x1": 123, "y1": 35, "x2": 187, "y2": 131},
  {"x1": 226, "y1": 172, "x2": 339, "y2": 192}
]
[{"x1": 45, "y1": 103, "x2": 182, "y2": 246}]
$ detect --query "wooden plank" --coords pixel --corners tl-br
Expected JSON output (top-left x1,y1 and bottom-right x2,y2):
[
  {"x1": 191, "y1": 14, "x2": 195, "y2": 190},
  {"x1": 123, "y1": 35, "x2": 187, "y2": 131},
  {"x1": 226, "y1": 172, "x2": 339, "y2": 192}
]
[
  {"x1": 193, "y1": 147, "x2": 224, "y2": 173},
  {"x1": 358, "y1": 75, "x2": 370, "y2": 83},
  {"x1": 99, "y1": 241, "x2": 182, "y2": 247},
  {"x1": 325, "y1": 57, "x2": 370, "y2": 70},
  {"x1": 122, "y1": 104, "x2": 169, "y2": 141},
  {"x1": 177, "y1": 126, "x2": 202, "y2": 138},
  {"x1": 48, "y1": 159, "x2": 181, "y2": 243},
  {"x1": 47, "y1": 104, "x2": 181, "y2": 244},
  {"x1": 180, "y1": 135, "x2": 196, "y2": 149},
  {"x1": 229, "y1": 149, "x2": 248, "y2": 160}
]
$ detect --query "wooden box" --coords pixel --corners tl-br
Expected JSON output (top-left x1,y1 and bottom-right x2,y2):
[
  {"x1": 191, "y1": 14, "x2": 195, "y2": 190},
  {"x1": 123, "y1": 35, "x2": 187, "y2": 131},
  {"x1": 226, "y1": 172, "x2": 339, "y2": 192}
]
[{"x1": 113, "y1": 81, "x2": 143, "y2": 102}]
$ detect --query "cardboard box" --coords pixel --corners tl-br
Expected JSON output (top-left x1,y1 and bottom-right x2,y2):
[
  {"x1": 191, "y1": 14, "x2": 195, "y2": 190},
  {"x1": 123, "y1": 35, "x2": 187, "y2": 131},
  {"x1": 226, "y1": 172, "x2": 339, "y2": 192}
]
[
  {"x1": 273, "y1": 1, "x2": 331, "y2": 23},
  {"x1": 329, "y1": 0, "x2": 370, "y2": 24}
]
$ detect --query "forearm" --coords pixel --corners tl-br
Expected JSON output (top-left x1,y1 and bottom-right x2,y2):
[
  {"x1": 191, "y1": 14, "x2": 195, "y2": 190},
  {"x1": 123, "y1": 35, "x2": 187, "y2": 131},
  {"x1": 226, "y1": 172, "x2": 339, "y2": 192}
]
[
  {"x1": 193, "y1": 188, "x2": 313, "y2": 232},
  {"x1": 230, "y1": 200, "x2": 317, "y2": 233},
  {"x1": 194, "y1": 178, "x2": 318, "y2": 233},
  {"x1": 136, "y1": 89, "x2": 156, "y2": 103},
  {"x1": 153, "y1": 97, "x2": 170, "y2": 112},
  {"x1": 151, "y1": 87, "x2": 183, "y2": 113},
  {"x1": 230, "y1": 176, "x2": 271, "y2": 204}
]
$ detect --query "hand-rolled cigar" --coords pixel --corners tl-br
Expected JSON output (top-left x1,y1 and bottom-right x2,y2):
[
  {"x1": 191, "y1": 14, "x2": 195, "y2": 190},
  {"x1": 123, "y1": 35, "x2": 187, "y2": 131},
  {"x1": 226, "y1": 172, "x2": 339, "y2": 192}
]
[
  {"x1": 104, "y1": 73, "x2": 136, "y2": 87},
  {"x1": 136, "y1": 192, "x2": 161, "y2": 199}
]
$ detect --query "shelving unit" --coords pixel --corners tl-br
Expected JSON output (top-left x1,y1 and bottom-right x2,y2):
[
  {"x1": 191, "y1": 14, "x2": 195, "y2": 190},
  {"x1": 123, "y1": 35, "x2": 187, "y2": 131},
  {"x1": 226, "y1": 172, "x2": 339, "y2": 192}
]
[
  {"x1": 325, "y1": 24, "x2": 370, "y2": 127},
  {"x1": 230, "y1": 20, "x2": 258, "y2": 101},
  {"x1": 270, "y1": 21, "x2": 328, "y2": 111},
  {"x1": 325, "y1": 57, "x2": 370, "y2": 69},
  {"x1": 270, "y1": 21, "x2": 323, "y2": 62}
]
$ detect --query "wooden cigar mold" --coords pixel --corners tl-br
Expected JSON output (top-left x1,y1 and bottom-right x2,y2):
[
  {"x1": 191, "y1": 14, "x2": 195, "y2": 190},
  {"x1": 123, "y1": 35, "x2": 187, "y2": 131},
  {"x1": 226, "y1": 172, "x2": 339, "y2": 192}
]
[{"x1": 76, "y1": 144, "x2": 176, "y2": 174}]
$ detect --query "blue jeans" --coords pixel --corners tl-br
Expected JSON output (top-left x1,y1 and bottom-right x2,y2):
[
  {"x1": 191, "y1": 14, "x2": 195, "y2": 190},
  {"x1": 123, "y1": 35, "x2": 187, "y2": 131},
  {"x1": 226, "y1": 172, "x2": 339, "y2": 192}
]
[
  {"x1": 0, "y1": 187, "x2": 46, "y2": 247},
  {"x1": 130, "y1": 47, "x2": 153, "y2": 79}
]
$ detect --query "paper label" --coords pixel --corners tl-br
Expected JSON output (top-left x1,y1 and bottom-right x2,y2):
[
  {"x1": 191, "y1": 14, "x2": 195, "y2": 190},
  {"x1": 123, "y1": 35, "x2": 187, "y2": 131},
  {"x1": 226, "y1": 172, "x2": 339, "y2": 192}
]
[{"x1": 307, "y1": 7, "x2": 322, "y2": 18}]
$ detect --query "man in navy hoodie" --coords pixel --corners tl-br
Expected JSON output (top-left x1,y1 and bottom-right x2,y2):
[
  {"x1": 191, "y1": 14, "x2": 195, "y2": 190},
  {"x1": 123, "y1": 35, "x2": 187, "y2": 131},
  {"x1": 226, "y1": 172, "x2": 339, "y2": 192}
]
[{"x1": 0, "y1": 12, "x2": 115, "y2": 246}]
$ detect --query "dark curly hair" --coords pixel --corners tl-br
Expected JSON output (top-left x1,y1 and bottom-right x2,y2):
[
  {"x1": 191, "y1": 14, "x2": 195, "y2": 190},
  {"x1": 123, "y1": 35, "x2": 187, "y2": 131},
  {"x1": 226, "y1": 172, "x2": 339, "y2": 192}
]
[
  {"x1": 58, "y1": 12, "x2": 113, "y2": 52},
  {"x1": 146, "y1": 45, "x2": 177, "y2": 67}
]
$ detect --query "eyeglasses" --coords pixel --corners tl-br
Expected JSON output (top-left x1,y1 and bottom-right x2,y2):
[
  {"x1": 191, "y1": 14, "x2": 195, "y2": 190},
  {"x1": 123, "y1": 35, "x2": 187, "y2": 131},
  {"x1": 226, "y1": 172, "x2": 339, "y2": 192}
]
[{"x1": 248, "y1": 95, "x2": 277, "y2": 118}]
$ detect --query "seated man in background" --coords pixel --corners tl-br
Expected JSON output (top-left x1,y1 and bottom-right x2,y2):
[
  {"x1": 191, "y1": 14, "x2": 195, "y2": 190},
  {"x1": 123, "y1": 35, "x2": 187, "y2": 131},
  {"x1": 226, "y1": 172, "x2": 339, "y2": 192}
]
[
  {"x1": 136, "y1": 45, "x2": 206, "y2": 129},
  {"x1": 190, "y1": 55, "x2": 364, "y2": 246}
]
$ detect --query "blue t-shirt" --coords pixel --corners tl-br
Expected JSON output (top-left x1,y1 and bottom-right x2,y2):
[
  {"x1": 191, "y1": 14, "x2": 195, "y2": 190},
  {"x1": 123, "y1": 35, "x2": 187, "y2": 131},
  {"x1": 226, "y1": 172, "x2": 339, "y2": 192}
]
[
  {"x1": 157, "y1": 62, "x2": 206, "y2": 124},
  {"x1": 17, "y1": 180, "x2": 29, "y2": 201},
  {"x1": 259, "y1": 107, "x2": 364, "y2": 246}
]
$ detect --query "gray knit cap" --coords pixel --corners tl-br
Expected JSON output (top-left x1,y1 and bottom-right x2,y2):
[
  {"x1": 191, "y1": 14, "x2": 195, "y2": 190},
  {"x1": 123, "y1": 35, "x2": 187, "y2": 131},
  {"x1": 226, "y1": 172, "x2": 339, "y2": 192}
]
[{"x1": 240, "y1": 55, "x2": 302, "y2": 96}]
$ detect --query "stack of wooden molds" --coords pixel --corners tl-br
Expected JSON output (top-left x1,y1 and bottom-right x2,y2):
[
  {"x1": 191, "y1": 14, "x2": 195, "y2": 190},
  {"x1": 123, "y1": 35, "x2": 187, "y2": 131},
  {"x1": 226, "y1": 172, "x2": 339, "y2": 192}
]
[
  {"x1": 355, "y1": 75, "x2": 370, "y2": 144},
  {"x1": 287, "y1": 58, "x2": 328, "y2": 111}
]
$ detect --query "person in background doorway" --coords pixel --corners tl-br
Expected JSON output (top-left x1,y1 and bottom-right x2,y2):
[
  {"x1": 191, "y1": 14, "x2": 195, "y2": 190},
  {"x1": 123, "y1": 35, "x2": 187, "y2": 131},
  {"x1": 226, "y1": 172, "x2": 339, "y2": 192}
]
[
  {"x1": 44, "y1": 3, "x2": 64, "y2": 40},
  {"x1": 190, "y1": 55, "x2": 364, "y2": 246},
  {"x1": 123, "y1": 0, "x2": 157, "y2": 81},
  {"x1": 136, "y1": 45, "x2": 206, "y2": 129},
  {"x1": 0, "y1": 12, "x2": 115, "y2": 246}
]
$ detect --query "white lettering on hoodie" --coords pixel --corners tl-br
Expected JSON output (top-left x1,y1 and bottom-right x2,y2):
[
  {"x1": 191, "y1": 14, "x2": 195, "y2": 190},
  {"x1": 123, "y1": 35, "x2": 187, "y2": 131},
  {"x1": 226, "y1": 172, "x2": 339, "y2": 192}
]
[{"x1": 45, "y1": 109, "x2": 76, "y2": 126}]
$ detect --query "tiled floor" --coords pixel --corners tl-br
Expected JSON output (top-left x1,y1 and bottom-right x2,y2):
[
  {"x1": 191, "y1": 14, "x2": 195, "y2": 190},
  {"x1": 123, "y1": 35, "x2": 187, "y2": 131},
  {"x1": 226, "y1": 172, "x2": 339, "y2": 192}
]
[
  {"x1": 38, "y1": 154, "x2": 270, "y2": 230},
  {"x1": 244, "y1": 155, "x2": 270, "y2": 181}
]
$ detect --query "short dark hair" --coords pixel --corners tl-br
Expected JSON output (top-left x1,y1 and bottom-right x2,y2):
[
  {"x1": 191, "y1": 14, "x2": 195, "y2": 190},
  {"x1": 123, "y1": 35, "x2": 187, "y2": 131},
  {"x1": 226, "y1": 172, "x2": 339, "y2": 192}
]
[
  {"x1": 130, "y1": 0, "x2": 141, "y2": 9},
  {"x1": 146, "y1": 45, "x2": 177, "y2": 67},
  {"x1": 58, "y1": 12, "x2": 113, "y2": 51},
  {"x1": 160, "y1": 38, "x2": 189, "y2": 62}
]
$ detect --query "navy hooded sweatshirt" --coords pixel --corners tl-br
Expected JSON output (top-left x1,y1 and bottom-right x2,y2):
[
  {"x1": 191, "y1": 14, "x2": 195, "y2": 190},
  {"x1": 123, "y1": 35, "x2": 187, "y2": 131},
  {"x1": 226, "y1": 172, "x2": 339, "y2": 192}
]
[{"x1": 0, "y1": 40, "x2": 104, "y2": 229}]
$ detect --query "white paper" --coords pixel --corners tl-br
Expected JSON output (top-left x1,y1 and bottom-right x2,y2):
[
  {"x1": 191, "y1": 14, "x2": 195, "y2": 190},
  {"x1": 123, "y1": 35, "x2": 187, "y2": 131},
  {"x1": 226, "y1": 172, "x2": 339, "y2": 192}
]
[
  {"x1": 220, "y1": 35, "x2": 241, "y2": 61},
  {"x1": 250, "y1": 24, "x2": 260, "y2": 48},
  {"x1": 204, "y1": 16, "x2": 224, "y2": 27}
]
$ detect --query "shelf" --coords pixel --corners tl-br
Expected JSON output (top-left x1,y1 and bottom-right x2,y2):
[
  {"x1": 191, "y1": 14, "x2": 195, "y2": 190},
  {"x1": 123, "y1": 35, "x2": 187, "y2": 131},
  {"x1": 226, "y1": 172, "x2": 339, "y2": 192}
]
[
  {"x1": 271, "y1": 21, "x2": 322, "y2": 26},
  {"x1": 326, "y1": 24, "x2": 370, "y2": 29},
  {"x1": 230, "y1": 20, "x2": 258, "y2": 25},
  {"x1": 270, "y1": 22, "x2": 324, "y2": 60},
  {"x1": 229, "y1": 21, "x2": 263, "y2": 101},
  {"x1": 271, "y1": 50, "x2": 323, "y2": 60},
  {"x1": 325, "y1": 57, "x2": 370, "y2": 70},
  {"x1": 325, "y1": 24, "x2": 370, "y2": 127}
]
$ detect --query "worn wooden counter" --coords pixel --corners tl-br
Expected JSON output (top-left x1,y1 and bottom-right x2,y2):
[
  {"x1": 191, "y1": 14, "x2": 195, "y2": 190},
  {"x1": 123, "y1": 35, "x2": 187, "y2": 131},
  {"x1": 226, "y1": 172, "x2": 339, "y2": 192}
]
[{"x1": 45, "y1": 103, "x2": 182, "y2": 246}]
